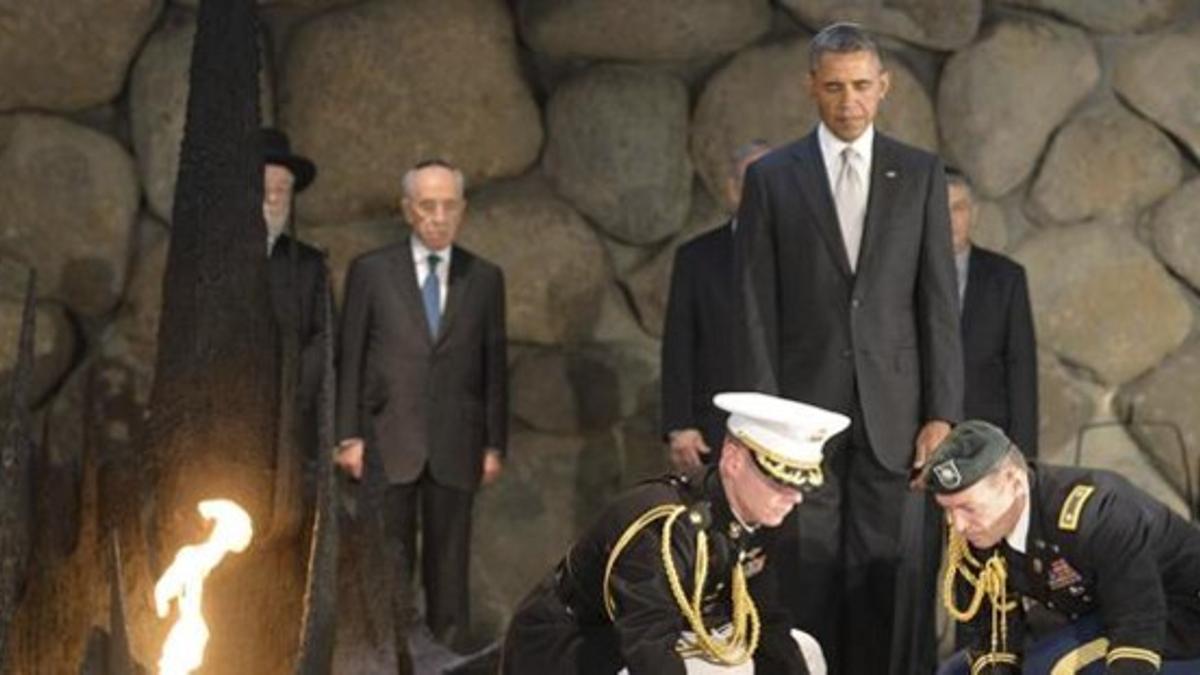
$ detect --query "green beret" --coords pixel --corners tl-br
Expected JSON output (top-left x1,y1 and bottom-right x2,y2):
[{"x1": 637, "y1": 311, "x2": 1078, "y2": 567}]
[{"x1": 923, "y1": 420, "x2": 1012, "y2": 494}]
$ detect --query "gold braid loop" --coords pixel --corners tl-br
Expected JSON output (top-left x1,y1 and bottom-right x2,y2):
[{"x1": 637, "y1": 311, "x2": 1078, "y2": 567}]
[
  {"x1": 942, "y1": 527, "x2": 1019, "y2": 667},
  {"x1": 602, "y1": 504, "x2": 761, "y2": 666}
]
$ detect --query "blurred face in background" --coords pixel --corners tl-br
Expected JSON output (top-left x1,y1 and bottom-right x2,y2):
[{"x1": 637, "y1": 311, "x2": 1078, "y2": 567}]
[
  {"x1": 402, "y1": 166, "x2": 465, "y2": 251},
  {"x1": 263, "y1": 164, "x2": 295, "y2": 241},
  {"x1": 808, "y1": 49, "x2": 890, "y2": 142},
  {"x1": 948, "y1": 181, "x2": 975, "y2": 255}
]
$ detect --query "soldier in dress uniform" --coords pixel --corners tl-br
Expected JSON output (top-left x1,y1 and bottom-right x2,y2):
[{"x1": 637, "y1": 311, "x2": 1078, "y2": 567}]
[
  {"x1": 501, "y1": 392, "x2": 848, "y2": 675},
  {"x1": 917, "y1": 420, "x2": 1200, "y2": 674}
]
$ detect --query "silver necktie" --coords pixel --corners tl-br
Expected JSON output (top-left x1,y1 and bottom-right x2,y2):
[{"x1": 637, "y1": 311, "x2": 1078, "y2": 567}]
[{"x1": 834, "y1": 146, "x2": 866, "y2": 271}]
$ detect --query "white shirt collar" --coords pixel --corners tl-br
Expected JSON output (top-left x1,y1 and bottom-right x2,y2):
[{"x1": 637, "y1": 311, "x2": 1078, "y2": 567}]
[
  {"x1": 818, "y1": 122, "x2": 875, "y2": 171},
  {"x1": 411, "y1": 235, "x2": 452, "y2": 267},
  {"x1": 1005, "y1": 482, "x2": 1032, "y2": 554}
]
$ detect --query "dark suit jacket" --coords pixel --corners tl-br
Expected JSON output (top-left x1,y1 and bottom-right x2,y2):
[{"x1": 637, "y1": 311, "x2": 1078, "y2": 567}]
[
  {"x1": 660, "y1": 222, "x2": 736, "y2": 453},
  {"x1": 269, "y1": 233, "x2": 330, "y2": 419},
  {"x1": 336, "y1": 237, "x2": 507, "y2": 491},
  {"x1": 961, "y1": 245, "x2": 1038, "y2": 457},
  {"x1": 735, "y1": 130, "x2": 963, "y2": 473}
]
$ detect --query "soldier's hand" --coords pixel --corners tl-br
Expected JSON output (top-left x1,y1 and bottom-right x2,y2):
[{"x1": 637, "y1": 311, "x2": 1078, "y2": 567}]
[
  {"x1": 913, "y1": 420, "x2": 951, "y2": 470},
  {"x1": 667, "y1": 429, "x2": 709, "y2": 471},
  {"x1": 481, "y1": 449, "x2": 503, "y2": 487},
  {"x1": 335, "y1": 438, "x2": 365, "y2": 480}
]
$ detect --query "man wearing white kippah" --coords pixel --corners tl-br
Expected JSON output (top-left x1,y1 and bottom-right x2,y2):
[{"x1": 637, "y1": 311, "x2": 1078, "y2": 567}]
[{"x1": 501, "y1": 392, "x2": 848, "y2": 675}]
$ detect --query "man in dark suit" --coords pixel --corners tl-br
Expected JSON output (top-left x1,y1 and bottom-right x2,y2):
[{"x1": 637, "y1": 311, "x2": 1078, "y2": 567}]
[
  {"x1": 948, "y1": 171, "x2": 1038, "y2": 458},
  {"x1": 261, "y1": 128, "x2": 329, "y2": 478},
  {"x1": 335, "y1": 159, "x2": 507, "y2": 650},
  {"x1": 661, "y1": 140, "x2": 771, "y2": 471},
  {"x1": 735, "y1": 23, "x2": 963, "y2": 675}
]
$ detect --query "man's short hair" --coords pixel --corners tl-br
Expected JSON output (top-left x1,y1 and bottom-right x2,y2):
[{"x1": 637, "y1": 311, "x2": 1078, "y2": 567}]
[
  {"x1": 731, "y1": 139, "x2": 772, "y2": 173},
  {"x1": 403, "y1": 158, "x2": 466, "y2": 198},
  {"x1": 808, "y1": 22, "x2": 882, "y2": 72}
]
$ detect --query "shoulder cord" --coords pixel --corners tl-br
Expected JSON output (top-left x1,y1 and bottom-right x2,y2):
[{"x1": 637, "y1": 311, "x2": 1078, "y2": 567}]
[
  {"x1": 602, "y1": 504, "x2": 761, "y2": 665},
  {"x1": 942, "y1": 526, "x2": 1018, "y2": 662}
]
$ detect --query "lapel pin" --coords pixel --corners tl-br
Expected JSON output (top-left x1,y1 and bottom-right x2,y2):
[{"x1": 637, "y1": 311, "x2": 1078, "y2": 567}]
[{"x1": 885, "y1": 170, "x2": 898, "y2": 179}]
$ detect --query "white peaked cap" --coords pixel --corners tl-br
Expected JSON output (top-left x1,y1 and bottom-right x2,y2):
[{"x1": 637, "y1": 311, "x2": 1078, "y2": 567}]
[{"x1": 714, "y1": 392, "x2": 850, "y2": 472}]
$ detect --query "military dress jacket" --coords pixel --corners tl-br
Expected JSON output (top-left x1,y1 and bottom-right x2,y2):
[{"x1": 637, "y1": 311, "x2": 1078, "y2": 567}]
[
  {"x1": 501, "y1": 466, "x2": 808, "y2": 675},
  {"x1": 956, "y1": 463, "x2": 1200, "y2": 674}
]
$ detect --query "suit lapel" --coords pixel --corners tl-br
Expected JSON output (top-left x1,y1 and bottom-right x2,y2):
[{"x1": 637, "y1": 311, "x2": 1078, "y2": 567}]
[
  {"x1": 853, "y1": 134, "x2": 900, "y2": 286},
  {"x1": 395, "y1": 236, "x2": 434, "y2": 346},
  {"x1": 435, "y1": 247, "x2": 474, "y2": 347},
  {"x1": 791, "y1": 133, "x2": 853, "y2": 279}
]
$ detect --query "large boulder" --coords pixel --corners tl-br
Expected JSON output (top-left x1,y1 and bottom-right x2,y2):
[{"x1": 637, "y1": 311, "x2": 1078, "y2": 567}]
[
  {"x1": 1013, "y1": 223, "x2": 1191, "y2": 385},
  {"x1": 624, "y1": 187, "x2": 726, "y2": 338},
  {"x1": 0, "y1": 273, "x2": 76, "y2": 405},
  {"x1": 458, "y1": 175, "x2": 612, "y2": 345},
  {"x1": 0, "y1": 0, "x2": 161, "y2": 112},
  {"x1": 1029, "y1": 102, "x2": 1182, "y2": 224},
  {"x1": 1036, "y1": 349, "x2": 1097, "y2": 458},
  {"x1": 517, "y1": 0, "x2": 771, "y2": 61},
  {"x1": 1149, "y1": 178, "x2": 1200, "y2": 291},
  {"x1": 690, "y1": 37, "x2": 938, "y2": 210},
  {"x1": 999, "y1": 0, "x2": 1191, "y2": 34},
  {"x1": 778, "y1": 0, "x2": 982, "y2": 50},
  {"x1": 300, "y1": 218, "x2": 400, "y2": 303},
  {"x1": 280, "y1": 0, "x2": 543, "y2": 224},
  {"x1": 1113, "y1": 23, "x2": 1200, "y2": 162},
  {"x1": 1117, "y1": 339, "x2": 1200, "y2": 508},
  {"x1": 470, "y1": 429, "x2": 624, "y2": 637},
  {"x1": 129, "y1": 8, "x2": 277, "y2": 222},
  {"x1": 1061, "y1": 421, "x2": 1189, "y2": 517},
  {"x1": 510, "y1": 341, "x2": 658, "y2": 434},
  {"x1": 543, "y1": 66, "x2": 693, "y2": 245},
  {"x1": 938, "y1": 17, "x2": 1099, "y2": 198},
  {"x1": 0, "y1": 115, "x2": 138, "y2": 317}
]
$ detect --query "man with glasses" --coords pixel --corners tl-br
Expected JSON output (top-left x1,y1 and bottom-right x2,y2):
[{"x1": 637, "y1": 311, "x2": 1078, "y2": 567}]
[{"x1": 336, "y1": 159, "x2": 508, "y2": 653}]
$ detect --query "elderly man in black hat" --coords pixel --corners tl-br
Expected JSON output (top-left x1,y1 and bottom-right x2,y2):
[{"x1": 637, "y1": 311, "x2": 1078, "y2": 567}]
[
  {"x1": 919, "y1": 421, "x2": 1200, "y2": 675},
  {"x1": 261, "y1": 128, "x2": 330, "y2": 485},
  {"x1": 502, "y1": 392, "x2": 844, "y2": 675}
]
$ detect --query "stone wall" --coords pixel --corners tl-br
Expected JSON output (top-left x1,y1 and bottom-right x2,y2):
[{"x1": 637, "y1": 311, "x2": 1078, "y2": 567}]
[{"x1": 2, "y1": 0, "x2": 1199, "y2": 652}]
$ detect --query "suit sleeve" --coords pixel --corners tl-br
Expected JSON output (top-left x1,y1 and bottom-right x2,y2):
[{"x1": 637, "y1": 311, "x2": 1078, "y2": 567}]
[
  {"x1": 733, "y1": 163, "x2": 780, "y2": 393},
  {"x1": 1004, "y1": 266, "x2": 1038, "y2": 458},
  {"x1": 298, "y1": 255, "x2": 333, "y2": 412},
  {"x1": 916, "y1": 158, "x2": 964, "y2": 424},
  {"x1": 1076, "y1": 489, "x2": 1167, "y2": 674},
  {"x1": 660, "y1": 247, "x2": 696, "y2": 437},
  {"x1": 483, "y1": 266, "x2": 508, "y2": 454},
  {"x1": 335, "y1": 258, "x2": 370, "y2": 442}
]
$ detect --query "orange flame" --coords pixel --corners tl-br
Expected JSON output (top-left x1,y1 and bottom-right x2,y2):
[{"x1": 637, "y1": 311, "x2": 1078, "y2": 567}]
[{"x1": 154, "y1": 499, "x2": 254, "y2": 675}]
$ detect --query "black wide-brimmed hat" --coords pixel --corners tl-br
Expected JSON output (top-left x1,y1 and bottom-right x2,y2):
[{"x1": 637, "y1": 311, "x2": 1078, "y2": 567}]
[{"x1": 261, "y1": 128, "x2": 316, "y2": 191}]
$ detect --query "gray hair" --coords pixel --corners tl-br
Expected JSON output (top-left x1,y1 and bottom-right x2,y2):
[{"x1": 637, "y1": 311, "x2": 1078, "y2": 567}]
[
  {"x1": 731, "y1": 139, "x2": 772, "y2": 173},
  {"x1": 808, "y1": 22, "x2": 882, "y2": 72},
  {"x1": 402, "y1": 158, "x2": 466, "y2": 198}
]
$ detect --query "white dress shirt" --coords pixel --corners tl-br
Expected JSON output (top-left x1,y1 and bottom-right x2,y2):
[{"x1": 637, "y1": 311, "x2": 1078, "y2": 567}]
[
  {"x1": 411, "y1": 236, "x2": 451, "y2": 311},
  {"x1": 1005, "y1": 486, "x2": 1032, "y2": 554},
  {"x1": 818, "y1": 122, "x2": 875, "y2": 205}
]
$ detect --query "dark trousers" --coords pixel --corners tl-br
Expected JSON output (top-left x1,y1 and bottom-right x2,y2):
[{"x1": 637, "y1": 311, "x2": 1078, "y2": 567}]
[
  {"x1": 939, "y1": 614, "x2": 1200, "y2": 674},
  {"x1": 383, "y1": 471, "x2": 475, "y2": 648},
  {"x1": 775, "y1": 406, "x2": 938, "y2": 675}
]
